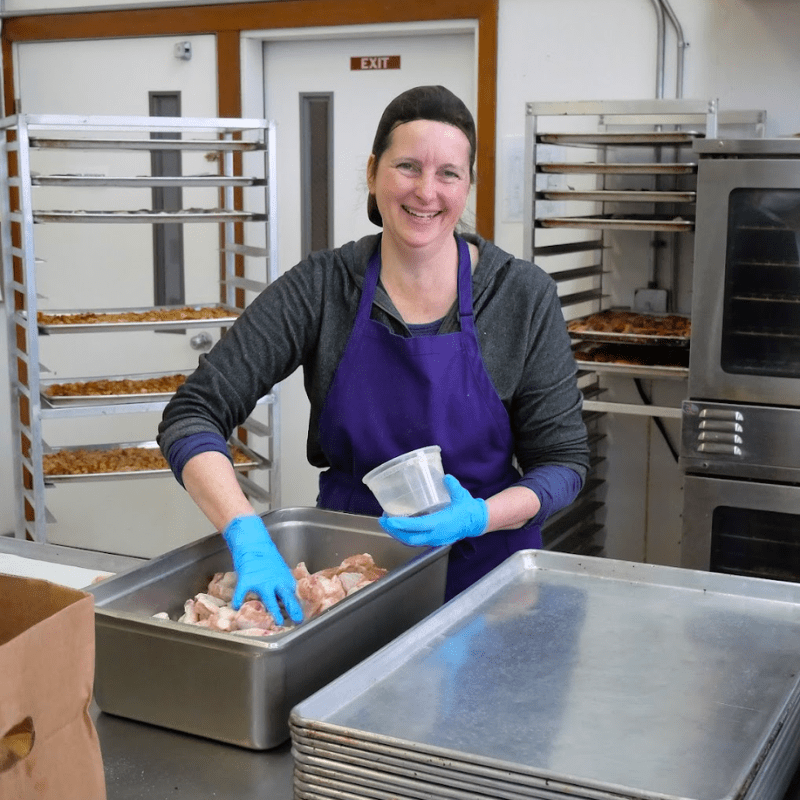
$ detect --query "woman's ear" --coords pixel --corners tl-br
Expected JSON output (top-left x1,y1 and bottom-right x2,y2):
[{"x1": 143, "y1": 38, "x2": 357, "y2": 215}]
[{"x1": 366, "y1": 153, "x2": 376, "y2": 192}]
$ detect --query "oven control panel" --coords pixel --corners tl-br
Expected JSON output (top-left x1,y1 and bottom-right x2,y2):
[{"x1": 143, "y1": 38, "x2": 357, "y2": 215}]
[{"x1": 681, "y1": 400, "x2": 800, "y2": 483}]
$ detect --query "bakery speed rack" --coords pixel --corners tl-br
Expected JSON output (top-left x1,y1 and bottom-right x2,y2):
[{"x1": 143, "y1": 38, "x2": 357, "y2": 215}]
[
  {"x1": 523, "y1": 98, "x2": 766, "y2": 419},
  {"x1": 0, "y1": 114, "x2": 280, "y2": 543},
  {"x1": 524, "y1": 100, "x2": 765, "y2": 560}
]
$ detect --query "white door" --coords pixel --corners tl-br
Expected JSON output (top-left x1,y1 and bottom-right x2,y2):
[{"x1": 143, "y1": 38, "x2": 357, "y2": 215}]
[
  {"x1": 9, "y1": 36, "x2": 223, "y2": 555},
  {"x1": 263, "y1": 29, "x2": 476, "y2": 507}
]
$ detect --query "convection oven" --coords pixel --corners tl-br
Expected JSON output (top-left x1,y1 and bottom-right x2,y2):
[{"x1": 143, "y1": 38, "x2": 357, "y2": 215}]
[{"x1": 681, "y1": 139, "x2": 800, "y2": 579}]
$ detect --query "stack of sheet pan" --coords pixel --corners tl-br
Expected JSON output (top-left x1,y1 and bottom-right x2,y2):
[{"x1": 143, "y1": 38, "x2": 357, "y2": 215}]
[{"x1": 291, "y1": 550, "x2": 800, "y2": 800}]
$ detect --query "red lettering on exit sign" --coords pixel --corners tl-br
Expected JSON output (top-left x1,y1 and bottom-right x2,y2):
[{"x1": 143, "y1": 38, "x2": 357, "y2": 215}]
[{"x1": 351, "y1": 56, "x2": 401, "y2": 71}]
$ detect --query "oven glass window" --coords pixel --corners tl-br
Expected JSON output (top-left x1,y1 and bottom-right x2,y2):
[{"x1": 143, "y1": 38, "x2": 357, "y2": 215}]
[
  {"x1": 722, "y1": 188, "x2": 800, "y2": 378},
  {"x1": 711, "y1": 505, "x2": 800, "y2": 582}
]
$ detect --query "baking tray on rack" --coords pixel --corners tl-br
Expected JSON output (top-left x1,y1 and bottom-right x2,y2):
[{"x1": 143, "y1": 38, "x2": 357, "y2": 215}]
[
  {"x1": 573, "y1": 343, "x2": 689, "y2": 378},
  {"x1": 35, "y1": 303, "x2": 240, "y2": 333},
  {"x1": 40, "y1": 370, "x2": 190, "y2": 406},
  {"x1": 539, "y1": 161, "x2": 697, "y2": 175},
  {"x1": 33, "y1": 208, "x2": 259, "y2": 223},
  {"x1": 41, "y1": 438, "x2": 262, "y2": 482},
  {"x1": 537, "y1": 131, "x2": 704, "y2": 146},
  {"x1": 88, "y1": 507, "x2": 450, "y2": 749},
  {"x1": 538, "y1": 214, "x2": 694, "y2": 232},
  {"x1": 567, "y1": 310, "x2": 691, "y2": 347},
  {"x1": 291, "y1": 549, "x2": 800, "y2": 800},
  {"x1": 32, "y1": 174, "x2": 259, "y2": 188},
  {"x1": 540, "y1": 189, "x2": 696, "y2": 204}
]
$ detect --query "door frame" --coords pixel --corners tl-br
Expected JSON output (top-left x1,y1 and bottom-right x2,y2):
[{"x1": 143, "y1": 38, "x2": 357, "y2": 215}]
[{"x1": 1, "y1": 0, "x2": 498, "y2": 238}]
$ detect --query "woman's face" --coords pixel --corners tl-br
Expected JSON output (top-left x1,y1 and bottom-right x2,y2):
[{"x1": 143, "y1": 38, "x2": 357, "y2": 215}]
[{"x1": 367, "y1": 119, "x2": 472, "y2": 252}]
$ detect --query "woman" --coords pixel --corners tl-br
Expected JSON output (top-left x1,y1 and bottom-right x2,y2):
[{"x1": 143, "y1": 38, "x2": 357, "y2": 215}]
[{"x1": 157, "y1": 85, "x2": 589, "y2": 625}]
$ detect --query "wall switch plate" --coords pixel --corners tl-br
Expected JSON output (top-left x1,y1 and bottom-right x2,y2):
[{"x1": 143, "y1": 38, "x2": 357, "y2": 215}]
[{"x1": 634, "y1": 288, "x2": 668, "y2": 313}]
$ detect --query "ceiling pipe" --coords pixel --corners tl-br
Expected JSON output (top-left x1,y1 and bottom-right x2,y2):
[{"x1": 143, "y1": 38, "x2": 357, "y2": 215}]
[
  {"x1": 658, "y1": 0, "x2": 687, "y2": 98},
  {"x1": 648, "y1": 0, "x2": 667, "y2": 99}
]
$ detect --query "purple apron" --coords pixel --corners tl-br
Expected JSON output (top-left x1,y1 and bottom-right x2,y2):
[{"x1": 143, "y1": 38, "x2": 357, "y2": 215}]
[{"x1": 317, "y1": 236, "x2": 542, "y2": 599}]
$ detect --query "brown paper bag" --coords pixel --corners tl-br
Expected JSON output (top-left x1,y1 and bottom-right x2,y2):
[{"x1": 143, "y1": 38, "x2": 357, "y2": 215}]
[{"x1": 0, "y1": 574, "x2": 107, "y2": 800}]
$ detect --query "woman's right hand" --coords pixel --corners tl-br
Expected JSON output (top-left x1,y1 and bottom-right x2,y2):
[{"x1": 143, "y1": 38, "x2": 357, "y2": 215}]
[{"x1": 223, "y1": 515, "x2": 304, "y2": 625}]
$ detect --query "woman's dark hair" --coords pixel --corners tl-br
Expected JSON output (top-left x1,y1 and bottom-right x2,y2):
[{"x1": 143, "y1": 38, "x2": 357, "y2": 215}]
[{"x1": 367, "y1": 85, "x2": 476, "y2": 227}]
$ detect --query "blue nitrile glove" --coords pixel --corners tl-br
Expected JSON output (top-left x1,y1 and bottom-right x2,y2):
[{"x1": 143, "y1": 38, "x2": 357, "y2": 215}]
[
  {"x1": 379, "y1": 474, "x2": 489, "y2": 547},
  {"x1": 223, "y1": 515, "x2": 304, "y2": 625}
]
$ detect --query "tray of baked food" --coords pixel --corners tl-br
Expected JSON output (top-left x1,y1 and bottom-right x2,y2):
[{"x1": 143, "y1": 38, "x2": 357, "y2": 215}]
[
  {"x1": 40, "y1": 371, "x2": 189, "y2": 406},
  {"x1": 41, "y1": 439, "x2": 262, "y2": 482},
  {"x1": 35, "y1": 303, "x2": 240, "y2": 333},
  {"x1": 573, "y1": 342, "x2": 690, "y2": 378},
  {"x1": 567, "y1": 309, "x2": 691, "y2": 347}
]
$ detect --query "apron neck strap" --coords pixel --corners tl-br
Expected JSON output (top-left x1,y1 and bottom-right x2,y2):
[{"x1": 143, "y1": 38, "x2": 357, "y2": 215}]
[{"x1": 361, "y1": 235, "x2": 474, "y2": 322}]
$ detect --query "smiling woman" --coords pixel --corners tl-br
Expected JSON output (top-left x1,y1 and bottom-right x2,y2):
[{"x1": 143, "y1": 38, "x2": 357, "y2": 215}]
[{"x1": 158, "y1": 84, "x2": 589, "y2": 614}]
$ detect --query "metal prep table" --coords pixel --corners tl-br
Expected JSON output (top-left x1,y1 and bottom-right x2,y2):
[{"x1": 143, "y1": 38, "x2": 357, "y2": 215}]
[
  {"x1": 7, "y1": 535, "x2": 800, "y2": 800},
  {"x1": 91, "y1": 687, "x2": 800, "y2": 800}
]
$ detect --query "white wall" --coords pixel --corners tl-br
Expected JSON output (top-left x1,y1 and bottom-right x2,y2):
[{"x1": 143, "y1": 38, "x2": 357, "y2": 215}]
[{"x1": 2, "y1": 0, "x2": 799, "y2": 555}]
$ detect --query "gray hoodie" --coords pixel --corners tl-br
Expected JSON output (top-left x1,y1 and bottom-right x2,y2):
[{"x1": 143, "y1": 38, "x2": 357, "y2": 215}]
[{"x1": 158, "y1": 232, "x2": 589, "y2": 490}]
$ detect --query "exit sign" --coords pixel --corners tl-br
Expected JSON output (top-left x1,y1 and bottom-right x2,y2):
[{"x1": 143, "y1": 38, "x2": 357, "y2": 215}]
[{"x1": 351, "y1": 55, "x2": 401, "y2": 71}]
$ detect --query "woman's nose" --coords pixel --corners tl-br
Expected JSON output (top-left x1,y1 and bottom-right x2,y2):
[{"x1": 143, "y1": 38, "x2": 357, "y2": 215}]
[{"x1": 415, "y1": 172, "x2": 436, "y2": 201}]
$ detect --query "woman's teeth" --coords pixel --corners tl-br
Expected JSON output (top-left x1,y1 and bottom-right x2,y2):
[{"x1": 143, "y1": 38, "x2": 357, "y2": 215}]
[{"x1": 404, "y1": 207, "x2": 440, "y2": 219}]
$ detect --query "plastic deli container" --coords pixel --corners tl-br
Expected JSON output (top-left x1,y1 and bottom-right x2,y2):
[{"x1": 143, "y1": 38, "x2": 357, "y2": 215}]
[{"x1": 363, "y1": 446, "x2": 450, "y2": 517}]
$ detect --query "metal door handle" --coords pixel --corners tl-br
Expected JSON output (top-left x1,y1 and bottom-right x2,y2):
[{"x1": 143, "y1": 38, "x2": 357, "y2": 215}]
[{"x1": 190, "y1": 331, "x2": 213, "y2": 351}]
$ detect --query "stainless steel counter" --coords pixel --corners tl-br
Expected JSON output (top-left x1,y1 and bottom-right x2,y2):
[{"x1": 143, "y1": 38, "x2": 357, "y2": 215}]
[
  {"x1": 8, "y1": 537, "x2": 800, "y2": 800},
  {"x1": 92, "y1": 702, "x2": 294, "y2": 799},
  {"x1": 93, "y1": 699, "x2": 800, "y2": 800}
]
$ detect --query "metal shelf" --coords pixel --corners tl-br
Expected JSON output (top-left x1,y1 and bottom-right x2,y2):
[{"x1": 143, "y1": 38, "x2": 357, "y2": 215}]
[{"x1": 1, "y1": 113, "x2": 281, "y2": 542}]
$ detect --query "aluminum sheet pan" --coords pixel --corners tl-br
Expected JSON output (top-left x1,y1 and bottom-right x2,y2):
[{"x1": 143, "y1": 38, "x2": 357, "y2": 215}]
[
  {"x1": 32, "y1": 174, "x2": 257, "y2": 188},
  {"x1": 539, "y1": 162, "x2": 697, "y2": 175},
  {"x1": 538, "y1": 132, "x2": 703, "y2": 146},
  {"x1": 290, "y1": 724, "x2": 641, "y2": 800},
  {"x1": 538, "y1": 214, "x2": 694, "y2": 232},
  {"x1": 540, "y1": 190, "x2": 696, "y2": 204},
  {"x1": 573, "y1": 344, "x2": 689, "y2": 378},
  {"x1": 89, "y1": 507, "x2": 449, "y2": 749},
  {"x1": 35, "y1": 303, "x2": 240, "y2": 333},
  {"x1": 567, "y1": 312, "x2": 691, "y2": 347},
  {"x1": 291, "y1": 550, "x2": 800, "y2": 800},
  {"x1": 292, "y1": 740, "x2": 533, "y2": 800},
  {"x1": 575, "y1": 360, "x2": 688, "y2": 379},
  {"x1": 42, "y1": 439, "x2": 261, "y2": 483},
  {"x1": 294, "y1": 768, "x2": 608, "y2": 800},
  {"x1": 33, "y1": 208, "x2": 258, "y2": 223},
  {"x1": 40, "y1": 370, "x2": 189, "y2": 406},
  {"x1": 293, "y1": 746, "x2": 577, "y2": 800},
  {"x1": 29, "y1": 136, "x2": 261, "y2": 152}
]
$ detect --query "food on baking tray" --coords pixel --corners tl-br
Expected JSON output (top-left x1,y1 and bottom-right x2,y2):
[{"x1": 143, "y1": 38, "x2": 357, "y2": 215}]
[
  {"x1": 37, "y1": 305, "x2": 236, "y2": 326},
  {"x1": 162, "y1": 554, "x2": 388, "y2": 636},
  {"x1": 574, "y1": 343, "x2": 690, "y2": 368},
  {"x1": 44, "y1": 373, "x2": 187, "y2": 397},
  {"x1": 567, "y1": 310, "x2": 691, "y2": 338},
  {"x1": 42, "y1": 444, "x2": 251, "y2": 476}
]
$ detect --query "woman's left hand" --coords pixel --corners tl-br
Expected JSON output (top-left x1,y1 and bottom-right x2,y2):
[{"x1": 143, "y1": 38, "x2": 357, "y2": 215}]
[{"x1": 379, "y1": 474, "x2": 489, "y2": 547}]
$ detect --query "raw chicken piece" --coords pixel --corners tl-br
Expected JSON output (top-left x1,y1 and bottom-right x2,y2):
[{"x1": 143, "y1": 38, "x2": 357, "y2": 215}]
[
  {"x1": 173, "y1": 553, "x2": 387, "y2": 637},
  {"x1": 337, "y1": 571, "x2": 367, "y2": 595},
  {"x1": 180, "y1": 598, "x2": 199, "y2": 624},
  {"x1": 297, "y1": 573, "x2": 346, "y2": 619},
  {"x1": 192, "y1": 593, "x2": 226, "y2": 621},
  {"x1": 234, "y1": 599, "x2": 281, "y2": 632},
  {"x1": 207, "y1": 571, "x2": 237, "y2": 603}
]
